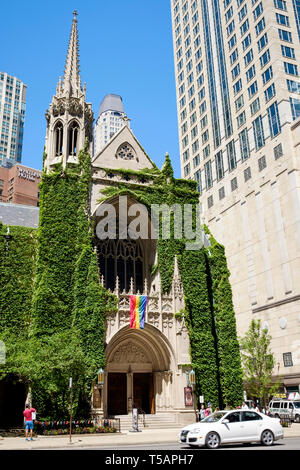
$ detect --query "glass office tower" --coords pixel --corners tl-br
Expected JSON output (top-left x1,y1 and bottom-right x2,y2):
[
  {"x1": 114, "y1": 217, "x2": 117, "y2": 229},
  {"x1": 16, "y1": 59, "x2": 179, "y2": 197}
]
[{"x1": 0, "y1": 72, "x2": 27, "y2": 167}]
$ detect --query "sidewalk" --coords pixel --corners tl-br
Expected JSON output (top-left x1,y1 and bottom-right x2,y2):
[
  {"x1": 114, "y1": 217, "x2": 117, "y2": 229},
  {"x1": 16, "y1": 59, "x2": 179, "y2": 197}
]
[{"x1": 0, "y1": 424, "x2": 299, "y2": 450}]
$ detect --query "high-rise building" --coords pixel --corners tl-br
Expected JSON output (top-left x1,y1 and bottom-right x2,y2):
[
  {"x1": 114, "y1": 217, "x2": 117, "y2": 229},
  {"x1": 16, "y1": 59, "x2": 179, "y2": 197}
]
[
  {"x1": 94, "y1": 93, "x2": 129, "y2": 155},
  {"x1": 171, "y1": 0, "x2": 300, "y2": 394},
  {"x1": 0, "y1": 72, "x2": 27, "y2": 167}
]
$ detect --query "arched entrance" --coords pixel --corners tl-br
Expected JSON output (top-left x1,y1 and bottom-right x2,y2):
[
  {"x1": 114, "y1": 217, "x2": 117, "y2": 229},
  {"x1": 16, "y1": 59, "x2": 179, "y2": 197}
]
[{"x1": 104, "y1": 324, "x2": 175, "y2": 417}]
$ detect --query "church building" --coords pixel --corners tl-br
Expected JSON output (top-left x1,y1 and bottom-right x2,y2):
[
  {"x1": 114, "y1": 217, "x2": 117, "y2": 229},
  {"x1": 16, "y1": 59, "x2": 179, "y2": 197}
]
[{"x1": 0, "y1": 12, "x2": 243, "y2": 427}]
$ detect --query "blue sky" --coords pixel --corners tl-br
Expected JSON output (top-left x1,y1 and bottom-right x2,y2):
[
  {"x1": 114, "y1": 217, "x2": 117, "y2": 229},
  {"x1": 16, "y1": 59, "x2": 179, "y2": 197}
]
[{"x1": 0, "y1": 0, "x2": 181, "y2": 176}]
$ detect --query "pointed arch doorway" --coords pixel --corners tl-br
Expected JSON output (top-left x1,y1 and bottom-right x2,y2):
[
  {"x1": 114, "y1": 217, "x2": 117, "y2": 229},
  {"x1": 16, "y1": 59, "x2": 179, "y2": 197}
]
[{"x1": 104, "y1": 325, "x2": 174, "y2": 417}]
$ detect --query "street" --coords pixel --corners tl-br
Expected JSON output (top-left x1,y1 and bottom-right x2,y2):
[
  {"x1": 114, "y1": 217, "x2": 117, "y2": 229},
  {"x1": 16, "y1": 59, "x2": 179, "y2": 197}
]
[{"x1": 42, "y1": 437, "x2": 300, "y2": 451}]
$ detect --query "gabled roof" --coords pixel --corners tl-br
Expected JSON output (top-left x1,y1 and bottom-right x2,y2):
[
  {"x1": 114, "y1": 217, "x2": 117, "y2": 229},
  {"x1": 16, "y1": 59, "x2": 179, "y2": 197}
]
[{"x1": 92, "y1": 124, "x2": 155, "y2": 171}]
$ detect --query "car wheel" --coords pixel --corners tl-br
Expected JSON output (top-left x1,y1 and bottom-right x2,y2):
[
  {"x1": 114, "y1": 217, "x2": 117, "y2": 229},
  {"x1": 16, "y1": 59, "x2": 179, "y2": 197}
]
[
  {"x1": 205, "y1": 432, "x2": 220, "y2": 449},
  {"x1": 295, "y1": 415, "x2": 300, "y2": 423},
  {"x1": 261, "y1": 429, "x2": 274, "y2": 446}
]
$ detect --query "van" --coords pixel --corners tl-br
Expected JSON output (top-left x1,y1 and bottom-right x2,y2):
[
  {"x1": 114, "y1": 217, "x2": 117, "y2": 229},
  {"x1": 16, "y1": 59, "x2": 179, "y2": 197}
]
[{"x1": 269, "y1": 399, "x2": 300, "y2": 423}]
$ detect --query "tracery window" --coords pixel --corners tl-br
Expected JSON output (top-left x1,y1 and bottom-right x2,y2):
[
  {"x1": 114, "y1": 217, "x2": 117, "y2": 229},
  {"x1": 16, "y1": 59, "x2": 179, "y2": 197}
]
[
  {"x1": 54, "y1": 121, "x2": 63, "y2": 157},
  {"x1": 97, "y1": 238, "x2": 144, "y2": 292},
  {"x1": 116, "y1": 143, "x2": 135, "y2": 160},
  {"x1": 68, "y1": 121, "x2": 79, "y2": 156}
]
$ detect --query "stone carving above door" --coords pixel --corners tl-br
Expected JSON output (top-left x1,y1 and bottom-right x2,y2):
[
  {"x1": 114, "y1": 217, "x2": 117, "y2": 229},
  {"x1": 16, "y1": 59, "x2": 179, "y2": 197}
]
[{"x1": 110, "y1": 341, "x2": 151, "y2": 364}]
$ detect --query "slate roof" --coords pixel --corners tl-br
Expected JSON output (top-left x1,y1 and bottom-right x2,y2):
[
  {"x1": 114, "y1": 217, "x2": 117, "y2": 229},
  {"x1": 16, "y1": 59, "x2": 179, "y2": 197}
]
[{"x1": 0, "y1": 202, "x2": 39, "y2": 228}]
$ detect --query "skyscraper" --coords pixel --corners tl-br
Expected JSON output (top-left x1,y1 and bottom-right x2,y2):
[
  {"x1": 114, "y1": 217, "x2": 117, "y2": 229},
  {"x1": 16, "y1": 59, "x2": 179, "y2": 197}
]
[
  {"x1": 94, "y1": 93, "x2": 128, "y2": 155},
  {"x1": 171, "y1": 0, "x2": 300, "y2": 393},
  {"x1": 0, "y1": 72, "x2": 27, "y2": 167}
]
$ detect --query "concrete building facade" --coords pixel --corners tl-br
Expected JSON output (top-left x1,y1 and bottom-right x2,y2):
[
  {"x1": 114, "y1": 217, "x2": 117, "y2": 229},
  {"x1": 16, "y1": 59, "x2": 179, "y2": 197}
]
[
  {"x1": 171, "y1": 0, "x2": 300, "y2": 394},
  {"x1": 0, "y1": 72, "x2": 27, "y2": 166}
]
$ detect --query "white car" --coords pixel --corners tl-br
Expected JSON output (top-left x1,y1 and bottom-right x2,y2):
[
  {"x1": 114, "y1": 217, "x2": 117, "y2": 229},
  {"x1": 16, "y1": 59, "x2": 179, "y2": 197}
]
[{"x1": 179, "y1": 410, "x2": 283, "y2": 449}]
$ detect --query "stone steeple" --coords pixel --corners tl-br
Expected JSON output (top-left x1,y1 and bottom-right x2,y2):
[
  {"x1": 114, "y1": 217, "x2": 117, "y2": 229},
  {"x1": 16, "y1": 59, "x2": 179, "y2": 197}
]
[{"x1": 44, "y1": 11, "x2": 93, "y2": 171}]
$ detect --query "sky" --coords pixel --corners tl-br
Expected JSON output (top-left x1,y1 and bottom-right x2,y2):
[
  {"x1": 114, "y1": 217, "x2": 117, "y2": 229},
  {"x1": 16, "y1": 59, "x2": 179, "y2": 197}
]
[{"x1": 0, "y1": 0, "x2": 181, "y2": 177}]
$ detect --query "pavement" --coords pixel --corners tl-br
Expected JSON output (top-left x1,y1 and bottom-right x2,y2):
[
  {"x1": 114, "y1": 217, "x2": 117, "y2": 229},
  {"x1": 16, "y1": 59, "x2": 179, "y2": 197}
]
[{"x1": 0, "y1": 424, "x2": 299, "y2": 450}]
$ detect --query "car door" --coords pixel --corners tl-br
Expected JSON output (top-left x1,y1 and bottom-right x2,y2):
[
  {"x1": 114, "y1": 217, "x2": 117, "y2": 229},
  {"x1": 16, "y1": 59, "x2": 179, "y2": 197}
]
[
  {"x1": 241, "y1": 411, "x2": 264, "y2": 441},
  {"x1": 219, "y1": 411, "x2": 243, "y2": 442}
]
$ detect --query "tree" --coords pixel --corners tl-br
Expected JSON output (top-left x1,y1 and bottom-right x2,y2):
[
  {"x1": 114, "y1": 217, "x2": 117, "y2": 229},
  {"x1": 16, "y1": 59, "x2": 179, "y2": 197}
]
[{"x1": 239, "y1": 319, "x2": 280, "y2": 407}]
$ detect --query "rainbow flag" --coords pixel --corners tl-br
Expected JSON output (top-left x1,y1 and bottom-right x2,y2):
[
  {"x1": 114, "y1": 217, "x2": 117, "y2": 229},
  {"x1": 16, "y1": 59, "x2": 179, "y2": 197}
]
[{"x1": 129, "y1": 295, "x2": 148, "y2": 329}]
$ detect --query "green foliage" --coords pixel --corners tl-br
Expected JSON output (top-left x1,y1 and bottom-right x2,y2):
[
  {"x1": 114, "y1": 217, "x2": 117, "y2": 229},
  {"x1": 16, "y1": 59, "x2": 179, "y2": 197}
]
[
  {"x1": 239, "y1": 319, "x2": 280, "y2": 406},
  {"x1": 206, "y1": 230, "x2": 244, "y2": 408},
  {"x1": 29, "y1": 141, "x2": 117, "y2": 418}
]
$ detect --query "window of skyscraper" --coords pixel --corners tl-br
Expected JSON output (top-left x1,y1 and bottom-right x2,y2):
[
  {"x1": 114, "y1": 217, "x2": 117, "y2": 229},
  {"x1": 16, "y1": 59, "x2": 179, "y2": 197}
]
[
  {"x1": 248, "y1": 81, "x2": 258, "y2": 98},
  {"x1": 281, "y1": 45, "x2": 296, "y2": 59},
  {"x1": 219, "y1": 187, "x2": 225, "y2": 200},
  {"x1": 227, "y1": 140, "x2": 237, "y2": 171},
  {"x1": 274, "y1": 0, "x2": 287, "y2": 11},
  {"x1": 204, "y1": 160, "x2": 213, "y2": 189},
  {"x1": 287, "y1": 79, "x2": 300, "y2": 93},
  {"x1": 239, "y1": 4, "x2": 248, "y2": 22},
  {"x1": 278, "y1": 29, "x2": 293, "y2": 42},
  {"x1": 239, "y1": 128, "x2": 250, "y2": 160},
  {"x1": 231, "y1": 177, "x2": 238, "y2": 191},
  {"x1": 246, "y1": 64, "x2": 256, "y2": 82},
  {"x1": 259, "y1": 49, "x2": 271, "y2": 68},
  {"x1": 244, "y1": 167, "x2": 252, "y2": 182},
  {"x1": 276, "y1": 13, "x2": 290, "y2": 26},
  {"x1": 258, "y1": 155, "x2": 267, "y2": 171},
  {"x1": 257, "y1": 33, "x2": 268, "y2": 52},
  {"x1": 290, "y1": 97, "x2": 300, "y2": 120},
  {"x1": 255, "y1": 17, "x2": 266, "y2": 36},
  {"x1": 253, "y1": 115, "x2": 265, "y2": 149},
  {"x1": 235, "y1": 94, "x2": 244, "y2": 111},
  {"x1": 253, "y1": 2, "x2": 263, "y2": 21},
  {"x1": 237, "y1": 111, "x2": 246, "y2": 127},
  {"x1": 215, "y1": 151, "x2": 225, "y2": 181},
  {"x1": 267, "y1": 101, "x2": 281, "y2": 137},
  {"x1": 284, "y1": 62, "x2": 299, "y2": 76},
  {"x1": 207, "y1": 195, "x2": 214, "y2": 208},
  {"x1": 242, "y1": 33, "x2": 252, "y2": 51},
  {"x1": 250, "y1": 97, "x2": 260, "y2": 115},
  {"x1": 262, "y1": 66, "x2": 273, "y2": 84},
  {"x1": 264, "y1": 83, "x2": 276, "y2": 102}
]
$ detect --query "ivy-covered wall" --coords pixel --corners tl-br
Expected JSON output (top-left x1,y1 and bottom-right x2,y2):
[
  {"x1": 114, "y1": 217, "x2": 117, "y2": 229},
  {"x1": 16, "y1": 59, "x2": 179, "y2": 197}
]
[{"x1": 98, "y1": 155, "x2": 243, "y2": 408}]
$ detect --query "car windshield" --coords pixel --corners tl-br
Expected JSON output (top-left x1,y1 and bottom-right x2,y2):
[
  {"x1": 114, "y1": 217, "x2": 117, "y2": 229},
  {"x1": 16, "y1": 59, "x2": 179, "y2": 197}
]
[
  {"x1": 293, "y1": 402, "x2": 300, "y2": 409},
  {"x1": 202, "y1": 411, "x2": 228, "y2": 423}
]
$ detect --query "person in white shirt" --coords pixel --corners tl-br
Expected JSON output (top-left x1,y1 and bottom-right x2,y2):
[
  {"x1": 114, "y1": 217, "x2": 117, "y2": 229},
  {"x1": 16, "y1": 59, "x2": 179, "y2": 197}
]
[{"x1": 241, "y1": 401, "x2": 249, "y2": 410}]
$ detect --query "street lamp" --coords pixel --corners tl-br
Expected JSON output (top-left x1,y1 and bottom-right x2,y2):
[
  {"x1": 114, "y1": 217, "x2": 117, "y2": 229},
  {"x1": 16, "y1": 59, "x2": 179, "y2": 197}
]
[
  {"x1": 97, "y1": 368, "x2": 104, "y2": 386},
  {"x1": 189, "y1": 369, "x2": 196, "y2": 386},
  {"x1": 3, "y1": 227, "x2": 12, "y2": 256}
]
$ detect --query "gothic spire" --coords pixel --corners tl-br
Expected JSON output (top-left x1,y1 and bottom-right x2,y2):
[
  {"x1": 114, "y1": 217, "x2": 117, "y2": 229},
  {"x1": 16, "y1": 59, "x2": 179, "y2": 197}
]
[{"x1": 62, "y1": 10, "x2": 81, "y2": 97}]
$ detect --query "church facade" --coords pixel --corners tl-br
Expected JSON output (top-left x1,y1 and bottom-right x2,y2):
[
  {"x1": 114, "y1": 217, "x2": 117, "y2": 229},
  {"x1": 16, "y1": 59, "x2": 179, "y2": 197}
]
[{"x1": 0, "y1": 13, "x2": 243, "y2": 425}]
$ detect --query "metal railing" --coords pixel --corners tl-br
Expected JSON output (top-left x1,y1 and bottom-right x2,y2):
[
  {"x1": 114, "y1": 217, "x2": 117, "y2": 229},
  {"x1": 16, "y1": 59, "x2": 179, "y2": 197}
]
[{"x1": 34, "y1": 417, "x2": 121, "y2": 435}]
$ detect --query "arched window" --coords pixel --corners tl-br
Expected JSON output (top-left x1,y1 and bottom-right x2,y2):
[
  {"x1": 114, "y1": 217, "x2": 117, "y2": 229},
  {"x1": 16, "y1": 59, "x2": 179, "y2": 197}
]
[
  {"x1": 68, "y1": 121, "x2": 79, "y2": 156},
  {"x1": 54, "y1": 121, "x2": 63, "y2": 157},
  {"x1": 97, "y1": 238, "x2": 144, "y2": 292},
  {"x1": 115, "y1": 142, "x2": 135, "y2": 160}
]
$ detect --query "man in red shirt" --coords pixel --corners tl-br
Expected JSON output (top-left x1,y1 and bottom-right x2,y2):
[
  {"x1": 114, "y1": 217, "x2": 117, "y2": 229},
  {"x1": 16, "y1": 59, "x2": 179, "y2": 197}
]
[{"x1": 23, "y1": 404, "x2": 36, "y2": 441}]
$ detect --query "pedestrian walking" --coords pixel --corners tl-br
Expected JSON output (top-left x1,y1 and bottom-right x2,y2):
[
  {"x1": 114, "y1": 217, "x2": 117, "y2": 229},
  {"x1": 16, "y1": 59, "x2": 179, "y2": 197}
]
[
  {"x1": 205, "y1": 402, "x2": 212, "y2": 417},
  {"x1": 199, "y1": 404, "x2": 205, "y2": 421},
  {"x1": 241, "y1": 401, "x2": 248, "y2": 410},
  {"x1": 23, "y1": 404, "x2": 36, "y2": 441}
]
